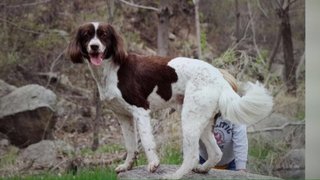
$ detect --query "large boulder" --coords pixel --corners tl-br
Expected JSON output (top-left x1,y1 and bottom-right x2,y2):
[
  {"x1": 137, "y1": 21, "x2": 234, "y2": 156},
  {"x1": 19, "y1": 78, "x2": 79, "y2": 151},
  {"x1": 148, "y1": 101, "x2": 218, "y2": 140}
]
[
  {"x1": 0, "y1": 83, "x2": 57, "y2": 148},
  {"x1": 247, "y1": 113, "x2": 305, "y2": 178},
  {"x1": 16, "y1": 140, "x2": 74, "y2": 171},
  {"x1": 0, "y1": 80, "x2": 17, "y2": 98},
  {"x1": 118, "y1": 165, "x2": 282, "y2": 180}
]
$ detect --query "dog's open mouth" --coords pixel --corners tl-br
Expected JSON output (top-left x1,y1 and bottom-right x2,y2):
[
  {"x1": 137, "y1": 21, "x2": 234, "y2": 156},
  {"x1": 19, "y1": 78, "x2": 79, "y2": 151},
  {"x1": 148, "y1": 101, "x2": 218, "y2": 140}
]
[{"x1": 89, "y1": 53, "x2": 104, "y2": 66}]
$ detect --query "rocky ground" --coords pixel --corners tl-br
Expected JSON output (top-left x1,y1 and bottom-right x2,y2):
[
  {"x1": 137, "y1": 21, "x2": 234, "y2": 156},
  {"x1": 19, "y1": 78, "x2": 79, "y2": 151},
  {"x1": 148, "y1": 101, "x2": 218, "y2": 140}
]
[{"x1": 0, "y1": 77, "x2": 305, "y2": 179}]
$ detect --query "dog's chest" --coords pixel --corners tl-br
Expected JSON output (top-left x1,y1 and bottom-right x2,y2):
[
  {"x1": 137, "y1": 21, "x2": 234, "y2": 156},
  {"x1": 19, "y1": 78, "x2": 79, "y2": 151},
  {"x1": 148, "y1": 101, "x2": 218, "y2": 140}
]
[
  {"x1": 86, "y1": 61, "x2": 133, "y2": 115},
  {"x1": 101, "y1": 65, "x2": 134, "y2": 114}
]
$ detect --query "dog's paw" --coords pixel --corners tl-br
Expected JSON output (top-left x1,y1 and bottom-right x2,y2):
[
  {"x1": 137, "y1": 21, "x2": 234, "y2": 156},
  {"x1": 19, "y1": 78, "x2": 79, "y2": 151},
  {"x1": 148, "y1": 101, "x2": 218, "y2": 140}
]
[
  {"x1": 147, "y1": 160, "x2": 160, "y2": 173},
  {"x1": 115, "y1": 163, "x2": 132, "y2": 173},
  {"x1": 192, "y1": 165, "x2": 209, "y2": 174}
]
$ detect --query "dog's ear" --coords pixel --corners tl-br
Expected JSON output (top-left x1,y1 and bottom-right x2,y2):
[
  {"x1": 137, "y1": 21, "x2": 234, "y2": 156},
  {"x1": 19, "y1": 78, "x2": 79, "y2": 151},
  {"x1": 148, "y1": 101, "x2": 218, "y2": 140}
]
[
  {"x1": 67, "y1": 29, "x2": 84, "y2": 63},
  {"x1": 107, "y1": 24, "x2": 127, "y2": 64}
]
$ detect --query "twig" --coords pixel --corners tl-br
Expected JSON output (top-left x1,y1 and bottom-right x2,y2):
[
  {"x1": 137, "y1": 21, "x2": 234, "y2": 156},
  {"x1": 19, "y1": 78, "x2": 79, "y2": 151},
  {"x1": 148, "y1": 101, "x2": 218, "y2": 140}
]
[
  {"x1": 0, "y1": 17, "x2": 44, "y2": 35},
  {"x1": 229, "y1": 15, "x2": 251, "y2": 51},
  {"x1": 248, "y1": 121, "x2": 305, "y2": 134},
  {"x1": 91, "y1": 88, "x2": 101, "y2": 151},
  {"x1": 257, "y1": 0, "x2": 269, "y2": 18},
  {"x1": 55, "y1": 111, "x2": 72, "y2": 132},
  {"x1": 289, "y1": 0, "x2": 298, "y2": 7},
  {"x1": 236, "y1": 50, "x2": 250, "y2": 80},
  {"x1": 117, "y1": 0, "x2": 159, "y2": 12},
  {"x1": 275, "y1": 0, "x2": 283, "y2": 8},
  {"x1": 295, "y1": 50, "x2": 305, "y2": 81},
  {"x1": 6, "y1": 0, "x2": 52, "y2": 8},
  {"x1": 71, "y1": 153, "x2": 127, "y2": 168},
  {"x1": 45, "y1": 49, "x2": 66, "y2": 87},
  {"x1": 49, "y1": 158, "x2": 68, "y2": 172},
  {"x1": 247, "y1": 1, "x2": 265, "y2": 65}
]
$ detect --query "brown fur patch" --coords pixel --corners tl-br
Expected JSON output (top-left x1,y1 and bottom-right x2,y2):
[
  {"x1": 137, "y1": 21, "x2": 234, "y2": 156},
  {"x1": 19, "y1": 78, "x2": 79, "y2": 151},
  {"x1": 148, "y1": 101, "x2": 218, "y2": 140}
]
[
  {"x1": 117, "y1": 53, "x2": 178, "y2": 109},
  {"x1": 67, "y1": 23, "x2": 95, "y2": 63},
  {"x1": 97, "y1": 23, "x2": 127, "y2": 64}
]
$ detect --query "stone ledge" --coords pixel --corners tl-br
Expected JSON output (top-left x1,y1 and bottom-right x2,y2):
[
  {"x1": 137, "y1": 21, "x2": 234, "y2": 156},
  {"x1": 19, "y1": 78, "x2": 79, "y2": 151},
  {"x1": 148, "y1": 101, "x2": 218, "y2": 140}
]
[{"x1": 118, "y1": 165, "x2": 282, "y2": 180}]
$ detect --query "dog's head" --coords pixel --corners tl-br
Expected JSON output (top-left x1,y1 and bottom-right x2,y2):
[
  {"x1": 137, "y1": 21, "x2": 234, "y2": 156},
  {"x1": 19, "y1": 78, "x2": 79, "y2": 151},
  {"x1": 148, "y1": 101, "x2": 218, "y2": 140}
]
[{"x1": 67, "y1": 22, "x2": 126, "y2": 65}]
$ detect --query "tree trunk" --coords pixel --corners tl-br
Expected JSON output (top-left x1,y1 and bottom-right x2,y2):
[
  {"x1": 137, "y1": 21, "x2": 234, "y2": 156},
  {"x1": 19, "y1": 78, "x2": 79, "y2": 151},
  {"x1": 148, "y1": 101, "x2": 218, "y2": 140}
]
[
  {"x1": 107, "y1": 0, "x2": 115, "y2": 23},
  {"x1": 268, "y1": 24, "x2": 282, "y2": 71},
  {"x1": 193, "y1": 0, "x2": 202, "y2": 59},
  {"x1": 235, "y1": 0, "x2": 240, "y2": 43},
  {"x1": 91, "y1": 88, "x2": 100, "y2": 151},
  {"x1": 2, "y1": 0, "x2": 8, "y2": 51},
  {"x1": 278, "y1": 5, "x2": 297, "y2": 95},
  {"x1": 157, "y1": 0, "x2": 170, "y2": 56}
]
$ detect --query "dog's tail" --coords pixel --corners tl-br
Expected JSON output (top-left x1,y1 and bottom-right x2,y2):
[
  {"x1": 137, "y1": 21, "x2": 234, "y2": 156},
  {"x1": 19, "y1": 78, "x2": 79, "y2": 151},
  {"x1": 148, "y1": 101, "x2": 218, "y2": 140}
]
[{"x1": 218, "y1": 81, "x2": 273, "y2": 125}]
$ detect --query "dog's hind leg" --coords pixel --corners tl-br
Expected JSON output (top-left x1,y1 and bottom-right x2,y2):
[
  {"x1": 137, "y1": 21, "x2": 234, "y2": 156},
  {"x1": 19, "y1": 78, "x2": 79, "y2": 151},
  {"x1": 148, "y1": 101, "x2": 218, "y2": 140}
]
[
  {"x1": 115, "y1": 115, "x2": 138, "y2": 173},
  {"x1": 168, "y1": 86, "x2": 218, "y2": 179},
  {"x1": 193, "y1": 123, "x2": 222, "y2": 173}
]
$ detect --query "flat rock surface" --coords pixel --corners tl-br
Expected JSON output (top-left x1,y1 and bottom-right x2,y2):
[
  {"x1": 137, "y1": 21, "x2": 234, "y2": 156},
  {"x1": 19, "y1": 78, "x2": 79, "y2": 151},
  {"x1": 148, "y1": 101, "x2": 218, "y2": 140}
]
[{"x1": 118, "y1": 165, "x2": 282, "y2": 179}]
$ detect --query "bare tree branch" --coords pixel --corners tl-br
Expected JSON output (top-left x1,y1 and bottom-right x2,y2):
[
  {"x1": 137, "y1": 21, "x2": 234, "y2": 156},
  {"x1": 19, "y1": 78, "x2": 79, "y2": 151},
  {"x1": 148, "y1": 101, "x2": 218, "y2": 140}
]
[
  {"x1": 247, "y1": 1, "x2": 265, "y2": 65},
  {"x1": 194, "y1": 0, "x2": 202, "y2": 59},
  {"x1": 257, "y1": 0, "x2": 269, "y2": 18},
  {"x1": 275, "y1": 0, "x2": 283, "y2": 8},
  {"x1": 117, "y1": 0, "x2": 159, "y2": 12},
  {"x1": 295, "y1": 50, "x2": 305, "y2": 81},
  {"x1": 6, "y1": 0, "x2": 52, "y2": 8},
  {"x1": 248, "y1": 121, "x2": 304, "y2": 134},
  {"x1": 0, "y1": 17, "x2": 44, "y2": 35},
  {"x1": 229, "y1": 17, "x2": 251, "y2": 51},
  {"x1": 45, "y1": 49, "x2": 66, "y2": 87},
  {"x1": 289, "y1": 0, "x2": 298, "y2": 7}
]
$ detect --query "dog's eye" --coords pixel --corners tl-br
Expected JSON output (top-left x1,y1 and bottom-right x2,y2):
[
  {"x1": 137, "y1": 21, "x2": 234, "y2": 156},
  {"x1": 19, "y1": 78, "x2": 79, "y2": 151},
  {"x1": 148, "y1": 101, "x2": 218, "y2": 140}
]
[
  {"x1": 83, "y1": 33, "x2": 90, "y2": 39},
  {"x1": 100, "y1": 32, "x2": 108, "y2": 38},
  {"x1": 81, "y1": 31, "x2": 91, "y2": 40}
]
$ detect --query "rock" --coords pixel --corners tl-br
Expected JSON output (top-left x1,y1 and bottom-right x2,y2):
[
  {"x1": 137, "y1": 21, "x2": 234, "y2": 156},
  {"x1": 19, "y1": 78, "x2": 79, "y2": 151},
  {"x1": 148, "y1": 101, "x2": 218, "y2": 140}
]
[
  {"x1": 118, "y1": 165, "x2": 282, "y2": 180},
  {"x1": 17, "y1": 140, "x2": 74, "y2": 171},
  {"x1": 0, "y1": 139, "x2": 9, "y2": 147},
  {"x1": 273, "y1": 148, "x2": 305, "y2": 179},
  {"x1": 247, "y1": 113, "x2": 305, "y2": 149},
  {"x1": 0, "y1": 84, "x2": 57, "y2": 148},
  {"x1": 169, "y1": 33, "x2": 176, "y2": 41},
  {"x1": 0, "y1": 138, "x2": 11, "y2": 157},
  {"x1": 0, "y1": 79, "x2": 16, "y2": 98}
]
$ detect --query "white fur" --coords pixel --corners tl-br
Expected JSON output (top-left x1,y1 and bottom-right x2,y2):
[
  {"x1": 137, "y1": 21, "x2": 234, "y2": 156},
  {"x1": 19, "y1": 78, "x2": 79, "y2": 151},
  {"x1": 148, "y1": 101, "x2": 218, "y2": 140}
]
[
  {"x1": 87, "y1": 22, "x2": 106, "y2": 54},
  {"x1": 219, "y1": 81, "x2": 273, "y2": 125},
  {"x1": 87, "y1": 55, "x2": 273, "y2": 179}
]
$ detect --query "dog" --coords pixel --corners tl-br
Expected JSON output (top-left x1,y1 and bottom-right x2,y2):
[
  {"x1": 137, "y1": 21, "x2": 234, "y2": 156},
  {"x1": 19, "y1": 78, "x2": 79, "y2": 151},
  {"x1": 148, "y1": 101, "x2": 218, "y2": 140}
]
[{"x1": 67, "y1": 22, "x2": 273, "y2": 179}]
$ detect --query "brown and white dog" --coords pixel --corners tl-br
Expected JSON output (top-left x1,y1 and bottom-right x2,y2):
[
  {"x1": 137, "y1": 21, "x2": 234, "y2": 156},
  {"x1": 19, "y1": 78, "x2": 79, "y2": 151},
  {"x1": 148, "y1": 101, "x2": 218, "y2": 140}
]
[{"x1": 67, "y1": 22, "x2": 273, "y2": 179}]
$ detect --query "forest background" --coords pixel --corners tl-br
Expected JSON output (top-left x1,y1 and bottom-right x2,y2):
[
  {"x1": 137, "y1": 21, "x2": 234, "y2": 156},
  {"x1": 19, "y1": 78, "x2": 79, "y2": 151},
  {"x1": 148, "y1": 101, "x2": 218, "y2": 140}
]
[{"x1": 0, "y1": 0, "x2": 305, "y2": 179}]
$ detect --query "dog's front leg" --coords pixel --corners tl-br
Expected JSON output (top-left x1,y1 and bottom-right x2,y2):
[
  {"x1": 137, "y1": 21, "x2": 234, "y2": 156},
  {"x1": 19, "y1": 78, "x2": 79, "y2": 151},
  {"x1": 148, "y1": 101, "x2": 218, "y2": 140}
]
[
  {"x1": 133, "y1": 108, "x2": 160, "y2": 173},
  {"x1": 115, "y1": 114, "x2": 138, "y2": 173}
]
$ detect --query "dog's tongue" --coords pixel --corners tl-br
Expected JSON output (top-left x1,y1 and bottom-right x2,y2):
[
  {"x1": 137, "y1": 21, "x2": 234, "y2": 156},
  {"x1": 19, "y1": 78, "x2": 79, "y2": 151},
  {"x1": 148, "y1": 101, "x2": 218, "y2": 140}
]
[{"x1": 89, "y1": 53, "x2": 103, "y2": 66}]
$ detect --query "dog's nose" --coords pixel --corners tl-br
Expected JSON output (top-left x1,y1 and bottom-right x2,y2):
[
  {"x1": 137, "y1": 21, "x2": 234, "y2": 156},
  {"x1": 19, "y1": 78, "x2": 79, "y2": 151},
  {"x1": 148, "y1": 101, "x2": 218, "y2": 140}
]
[{"x1": 90, "y1": 44, "x2": 99, "y2": 51}]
